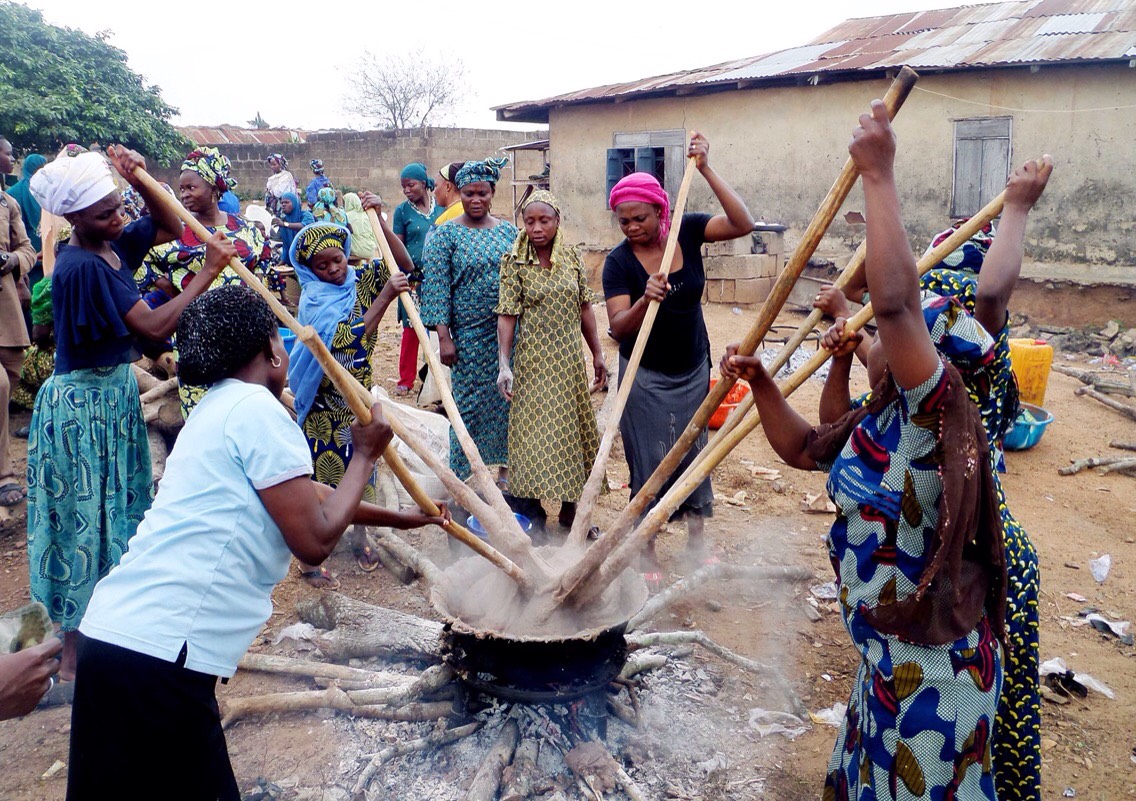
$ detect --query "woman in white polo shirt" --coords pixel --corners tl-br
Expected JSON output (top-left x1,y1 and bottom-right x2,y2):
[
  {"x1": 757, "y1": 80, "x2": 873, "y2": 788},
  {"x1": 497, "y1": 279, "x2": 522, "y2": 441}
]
[{"x1": 67, "y1": 286, "x2": 449, "y2": 800}]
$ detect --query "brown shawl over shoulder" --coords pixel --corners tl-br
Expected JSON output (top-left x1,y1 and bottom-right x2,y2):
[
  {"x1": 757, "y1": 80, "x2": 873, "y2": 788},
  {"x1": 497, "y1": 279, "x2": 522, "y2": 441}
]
[{"x1": 805, "y1": 362, "x2": 1007, "y2": 646}]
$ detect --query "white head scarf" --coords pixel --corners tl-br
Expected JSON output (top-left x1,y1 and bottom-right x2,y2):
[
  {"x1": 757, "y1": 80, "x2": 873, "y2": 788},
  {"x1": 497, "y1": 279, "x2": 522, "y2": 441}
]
[{"x1": 29, "y1": 152, "x2": 118, "y2": 216}]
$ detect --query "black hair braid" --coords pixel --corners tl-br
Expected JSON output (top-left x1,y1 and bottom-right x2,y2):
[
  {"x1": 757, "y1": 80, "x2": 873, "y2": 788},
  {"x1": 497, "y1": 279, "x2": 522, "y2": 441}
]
[{"x1": 176, "y1": 286, "x2": 277, "y2": 386}]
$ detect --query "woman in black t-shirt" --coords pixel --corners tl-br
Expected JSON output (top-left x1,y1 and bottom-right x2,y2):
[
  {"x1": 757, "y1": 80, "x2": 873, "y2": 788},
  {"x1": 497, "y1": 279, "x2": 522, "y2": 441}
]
[{"x1": 601, "y1": 133, "x2": 753, "y2": 585}]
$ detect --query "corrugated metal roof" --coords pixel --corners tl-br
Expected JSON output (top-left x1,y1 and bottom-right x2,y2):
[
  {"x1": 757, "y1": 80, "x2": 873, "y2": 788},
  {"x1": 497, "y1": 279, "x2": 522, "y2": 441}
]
[
  {"x1": 176, "y1": 126, "x2": 310, "y2": 146},
  {"x1": 496, "y1": 0, "x2": 1136, "y2": 122}
]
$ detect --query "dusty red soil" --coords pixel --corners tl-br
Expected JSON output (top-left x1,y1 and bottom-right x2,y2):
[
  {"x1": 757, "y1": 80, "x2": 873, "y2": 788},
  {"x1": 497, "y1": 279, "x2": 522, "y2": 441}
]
[{"x1": 1, "y1": 303, "x2": 1133, "y2": 799}]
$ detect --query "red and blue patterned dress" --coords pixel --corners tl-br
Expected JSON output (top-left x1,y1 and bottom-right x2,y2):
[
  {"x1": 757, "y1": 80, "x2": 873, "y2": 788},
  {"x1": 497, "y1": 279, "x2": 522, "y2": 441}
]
[{"x1": 822, "y1": 296, "x2": 1002, "y2": 800}]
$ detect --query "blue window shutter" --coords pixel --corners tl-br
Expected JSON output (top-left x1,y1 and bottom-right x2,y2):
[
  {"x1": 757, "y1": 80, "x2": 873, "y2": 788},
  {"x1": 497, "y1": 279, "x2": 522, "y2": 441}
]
[
  {"x1": 607, "y1": 148, "x2": 634, "y2": 208},
  {"x1": 635, "y1": 147, "x2": 656, "y2": 175}
]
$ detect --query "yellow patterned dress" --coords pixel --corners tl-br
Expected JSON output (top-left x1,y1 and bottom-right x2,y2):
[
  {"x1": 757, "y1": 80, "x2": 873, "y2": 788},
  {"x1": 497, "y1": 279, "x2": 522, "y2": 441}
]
[
  {"x1": 496, "y1": 244, "x2": 600, "y2": 502},
  {"x1": 300, "y1": 261, "x2": 387, "y2": 502}
]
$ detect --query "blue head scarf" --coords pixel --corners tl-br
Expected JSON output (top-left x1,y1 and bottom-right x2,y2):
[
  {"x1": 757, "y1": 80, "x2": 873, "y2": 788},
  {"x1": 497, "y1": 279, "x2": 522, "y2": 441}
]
[
  {"x1": 287, "y1": 223, "x2": 356, "y2": 425},
  {"x1": 218, "y1": 190, "x2": 240, "y2": 214},
  {"x1": 278, "y1": 192, "x2": 311, "y2": 263},
  {"x1": 400, "y1": 162, "x2": 435, "y2": 190},
  {"x1": 8, "y1": 154, "x2": 47, "y2": 250},
  {"x1": 455, "y1": 157, "x2": 508, "y2": 188}
]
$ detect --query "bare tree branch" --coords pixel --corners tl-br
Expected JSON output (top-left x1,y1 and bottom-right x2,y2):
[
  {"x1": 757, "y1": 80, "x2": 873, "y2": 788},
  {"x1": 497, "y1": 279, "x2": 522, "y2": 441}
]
[{"x1": 346, "y1": 50, "x2": 467, "y2": 129}]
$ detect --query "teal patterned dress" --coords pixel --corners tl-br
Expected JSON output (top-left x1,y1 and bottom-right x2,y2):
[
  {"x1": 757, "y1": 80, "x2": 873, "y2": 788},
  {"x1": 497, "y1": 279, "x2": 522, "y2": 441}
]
[
  {"x1": 420, "y1": 219, "x2": 517, "y2": 479},
  {"x1": 920, "y1": 268, "x2": 1040, "y2": 801},
  {"x1": 28, "y1": 222, "x2": 155, "y2": 631}
]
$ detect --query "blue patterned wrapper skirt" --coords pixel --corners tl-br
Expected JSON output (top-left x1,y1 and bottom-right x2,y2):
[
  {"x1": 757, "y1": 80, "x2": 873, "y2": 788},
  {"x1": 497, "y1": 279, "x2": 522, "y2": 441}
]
[{"x1": 27, "y1": 364, "x2": 153, "y2": 631}]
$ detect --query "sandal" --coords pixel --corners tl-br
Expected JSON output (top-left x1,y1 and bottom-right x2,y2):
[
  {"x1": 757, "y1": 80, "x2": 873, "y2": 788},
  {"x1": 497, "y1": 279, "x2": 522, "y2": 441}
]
[
  {"x1": 0, "y1": 483, "x2": 26, "y2": 507},
  {"x1": 354, "y1": 543, "x2": 382, "y2": 573},
  {"x1": 642, "y1": 571, "x2": 665, "y2": 593},
  {"x1": 299, "y1": 565, "x2": 340, "y2": 590},
  {"x1": 393, "y1": 385, "x2": 413, "y2": 397}
]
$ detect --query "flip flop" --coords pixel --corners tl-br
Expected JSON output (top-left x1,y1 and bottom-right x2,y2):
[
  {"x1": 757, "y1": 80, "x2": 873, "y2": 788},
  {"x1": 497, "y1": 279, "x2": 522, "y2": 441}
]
[
  {"x1": 299, "y1": 566, "x2": 340, "y2": 590},
  {"x1": 354, "y1": 543, "x2": 382, "y2": 573},
  {"x1": 642, "y1": 571, "x2": 665, "y2": 593},
  {"x1": 0, "y1": 483, "x2": 26, "y2": 507}
]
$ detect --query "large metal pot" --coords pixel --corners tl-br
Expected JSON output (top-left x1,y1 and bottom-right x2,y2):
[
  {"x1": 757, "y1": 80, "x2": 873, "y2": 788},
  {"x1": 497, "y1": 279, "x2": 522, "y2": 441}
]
[{"x1": 431, "y1": 556, "x2": 647, "y2": 703}]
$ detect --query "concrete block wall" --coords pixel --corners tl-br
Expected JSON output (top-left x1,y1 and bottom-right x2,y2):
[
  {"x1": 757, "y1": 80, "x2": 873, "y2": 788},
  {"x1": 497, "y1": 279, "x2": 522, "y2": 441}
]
[
  {"x1": 152, "y1": 127, "x2": 545, "y2": 203},
  {"x1": 702, "y1": 229, "x2": 785, "y2": 305}
]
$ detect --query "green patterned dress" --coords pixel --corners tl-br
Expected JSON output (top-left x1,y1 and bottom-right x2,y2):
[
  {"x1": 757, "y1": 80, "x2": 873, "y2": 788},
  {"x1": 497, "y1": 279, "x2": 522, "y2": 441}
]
[
  {"x1": 299, "y1": 260, "x2": 387, "y2": 501},
  {"x1": 496, "y1": 244, "x2": 599, "y2": 501}
]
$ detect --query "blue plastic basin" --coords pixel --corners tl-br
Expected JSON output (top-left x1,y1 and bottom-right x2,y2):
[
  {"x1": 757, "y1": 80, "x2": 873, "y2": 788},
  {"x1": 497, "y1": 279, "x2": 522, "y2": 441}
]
[
  {"x1": 1003, "y1": 402, "x2": 1053, "y2": 451},
  {"x1": 279, "y1": 327, "x2": 297, "y2": 354},
  {"x1": 467, "y1": 513, "x2": 533, "y2": 539}
]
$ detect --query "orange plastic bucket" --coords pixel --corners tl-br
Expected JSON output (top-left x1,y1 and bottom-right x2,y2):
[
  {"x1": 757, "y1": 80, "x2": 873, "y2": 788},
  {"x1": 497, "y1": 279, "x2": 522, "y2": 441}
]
[
  {"x1": 709, "y1": 378, "x2": 751, "y2": 429},
  {"x1": 1008, "y1": 339, "x2": 1054, "y2": 406}
]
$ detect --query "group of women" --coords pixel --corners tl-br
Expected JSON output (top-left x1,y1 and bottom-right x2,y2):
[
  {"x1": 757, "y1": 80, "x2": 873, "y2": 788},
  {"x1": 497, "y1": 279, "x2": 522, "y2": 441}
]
[{"x1": 16, "y1": 97, "x2": 1049, "y2": 800}]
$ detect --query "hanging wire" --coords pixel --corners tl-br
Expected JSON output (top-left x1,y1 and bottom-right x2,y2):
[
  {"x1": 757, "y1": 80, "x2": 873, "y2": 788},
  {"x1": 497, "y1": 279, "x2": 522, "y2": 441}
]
[{"x1": 913, "y1": 84, "x2": 1136, "y2": 114}]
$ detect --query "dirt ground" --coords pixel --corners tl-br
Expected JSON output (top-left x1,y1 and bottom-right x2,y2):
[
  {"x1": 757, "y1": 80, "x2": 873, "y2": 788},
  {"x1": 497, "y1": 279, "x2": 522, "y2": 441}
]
[{"x1": 0, "y1": 302, "x2": 1133, "y2": 799}]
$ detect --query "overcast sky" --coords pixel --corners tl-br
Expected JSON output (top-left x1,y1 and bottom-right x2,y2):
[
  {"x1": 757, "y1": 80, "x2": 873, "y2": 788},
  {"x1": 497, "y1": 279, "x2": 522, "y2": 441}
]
[{"x1": 30, "y1": 0, "x2": 962, "y2": 131}]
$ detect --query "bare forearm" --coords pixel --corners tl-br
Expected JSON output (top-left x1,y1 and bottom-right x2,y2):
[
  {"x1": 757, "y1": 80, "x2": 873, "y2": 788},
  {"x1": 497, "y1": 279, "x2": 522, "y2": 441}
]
[
  {"x1": 302, "y1": 458, "x2": 376, "y2": 562},
  {"x1": 497, "y1": 315, "x2": 516, "y2": 367},
  {"x1": 701, "y1": 165, "x2": 754, "y2": 237},
  {"x1": 363, "y1": 287, "x2": 399, "y2": 336},
  {"x1": 125, "y1": 268, "x2": 218, "y2": 340},
  {"x1": 580, "y1": 303, "x2": 602, "y2": 357},
  {"x1": 974, "y1": 205, "x2": 1028, "y2": 335},
  {"x1": 383, "y1": 220, "x2": 415, "y2": 273},
  {"x1": 313, "y1": 483, "x2": 432, "y2": 529},
  {"x1": 608, "y1": 296, "x2": 650, "y2": 342},
  {"x1": 135, "y1": 180, "x2": 184, "y2": 244},
  {"x1": 861, "y1": 171, "x2": 919, "y2": 319},
  {"x1": 819, "y1": 355, "x2": 854, "y2": 425},
  {"x1": 749, "y1": 370, "x2": 817, "y2": 470}
]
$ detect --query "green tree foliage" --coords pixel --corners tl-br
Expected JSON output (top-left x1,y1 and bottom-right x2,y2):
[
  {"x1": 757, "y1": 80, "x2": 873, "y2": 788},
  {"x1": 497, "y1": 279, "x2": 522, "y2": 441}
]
[{"x1": 0, "y1": 3, "x2": 189, "y2": 164}]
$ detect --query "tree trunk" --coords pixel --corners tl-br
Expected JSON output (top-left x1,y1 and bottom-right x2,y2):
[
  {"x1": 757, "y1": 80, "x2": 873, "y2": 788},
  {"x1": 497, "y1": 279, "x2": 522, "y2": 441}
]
[{"x1": 296, "y1": 592, "x2": 443, "y2": 662}]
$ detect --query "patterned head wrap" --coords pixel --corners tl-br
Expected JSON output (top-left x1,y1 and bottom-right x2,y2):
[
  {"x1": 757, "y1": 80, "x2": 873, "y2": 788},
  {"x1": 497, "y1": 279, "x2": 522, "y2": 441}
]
[
  {"x1": 30, "y1": 278, "x2": 53, "y2": 327},
  {"x1": 182, "y1": 146, "x2": 237, "y2": 194},
  {"x1": 267, "y1": 153, "x2": 288, "y2": 170},
  {"x1": 455, "y1": 157, "x2": 508, "y2": 188},
  {"x1": 310, "y1": 159, "x2": 324, "y2": 174},
  {"x1": 288, "y1": 222, "x2": 357, "y2": 424},
  {"x1": 924, "y1": 219, "x2": 995, "y2": 274},
  {"x1": 313, "y1": 187, "x2": 347, "y2": 225},
  {"x1": 57, "y1": 144, "x2": 87, "y2": 159},
  {"x1": 400, "y1": 162, "x2": 436, "y2": 190},
  {"x1": 609, "y1": 172, "x2": 671, "y2": 244},
  {"x1": 290, "y1": 222, "x2": 351, "y2": 267},
  {"x1": 29, "y1": 152, "x2": 118, "y2": 216},
  {"x1": 176, "y1": 285, "x2": 277, "y2": 387},
  {"x1": 507, "y1": 190, "x2": 568, "y2": 266}
]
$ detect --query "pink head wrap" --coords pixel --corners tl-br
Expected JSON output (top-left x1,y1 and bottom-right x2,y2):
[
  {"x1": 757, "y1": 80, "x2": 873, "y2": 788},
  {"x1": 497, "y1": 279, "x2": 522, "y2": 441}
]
[{"x1": 609, "y1": 172, "x2": 671, "y2": 244}]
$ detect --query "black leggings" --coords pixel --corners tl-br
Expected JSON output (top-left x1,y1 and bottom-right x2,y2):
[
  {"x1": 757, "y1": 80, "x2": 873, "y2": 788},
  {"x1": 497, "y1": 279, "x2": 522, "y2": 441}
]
[{"x1": 67, "y1": 636, "x2": 239, "y2": 801}]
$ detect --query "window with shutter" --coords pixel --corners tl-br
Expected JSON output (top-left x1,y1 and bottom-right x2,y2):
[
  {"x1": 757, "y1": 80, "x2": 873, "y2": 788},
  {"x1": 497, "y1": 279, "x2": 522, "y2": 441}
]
[
  {"x1": 951, "y1": 117, "x2": 1012, "y2": 218},
  {"x1": 607, "y1": 130, "x2": 686, "y2": 207}
]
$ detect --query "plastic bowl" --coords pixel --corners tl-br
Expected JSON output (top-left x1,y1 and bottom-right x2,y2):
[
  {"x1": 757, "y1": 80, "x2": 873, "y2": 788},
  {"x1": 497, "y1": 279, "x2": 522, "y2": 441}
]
[
  {"x1": 279, "y1": 327, "x2": 297, "y2": 354},
  {"x1": 466, "y1": 513, "x2": 533, "y2": 539},
  {"x1": 708, "y1": 378, "x2": 751, "y2": 430},
  {"x1": 1003, "y1": 402, "x2": 1053, "y2": 451}
]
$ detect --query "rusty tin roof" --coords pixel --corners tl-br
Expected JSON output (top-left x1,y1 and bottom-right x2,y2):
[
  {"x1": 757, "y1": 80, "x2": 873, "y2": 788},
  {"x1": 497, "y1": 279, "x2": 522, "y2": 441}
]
[{"x1": 496, "y1": 0, "x2": 1136, "y2": 122}]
